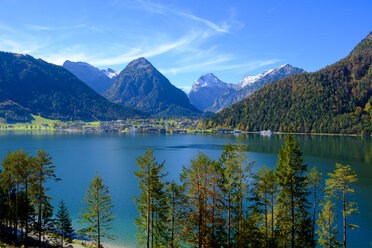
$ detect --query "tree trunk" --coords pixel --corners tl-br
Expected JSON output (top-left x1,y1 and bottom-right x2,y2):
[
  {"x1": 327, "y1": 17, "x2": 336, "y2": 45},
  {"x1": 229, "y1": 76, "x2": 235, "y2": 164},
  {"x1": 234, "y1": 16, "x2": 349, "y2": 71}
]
[
  {"x1": 146, "y1": 168, "x2": 150, "y2": 248},
  {"x1": 198, "y1": 182, "x2": 203, "y2": 248},
  {"x1": 328, "y1": 206, "x2": 331, "y2": 248},
  {"x1": 151, "y1": 203, "x2": 154, "y2": 248},
  {"x1": 98, "y1": 207, "x2": 100, "y2": 248},
  {"x1": 239, "y1": 189, "x2": 243, "y2": 248},
  {"x1": 227, "y1": 191, "x2": 231, "y2": 248},
  {"x1": 15, "y1": 183, "x2": 19, "y2": 243},
  {"x1": 171, "y1": 196, "x2": 175, "y2": 248},
  {"x1": 265, "y1": 189, "x2": 268, "y2": 248},
  {"x1": 312, "y1": 185, "x2": 316, "y2": 247},
  {"x1": 271, "y1": 192, "x2": 274, "y2": 245},
  {"x1": 25, "y1": 179, "x2": 29, "y2": 248},
  {"x1": 291, "y1": 183, "x2": 295, "y2": 248},
  {"x1": 61, "y1": 233, "x2": 64, "y2": 248},
  {"x1": 212, "y1": 187, "x2": 215, "y2": 240},
  {"x1": 343, "y1": 187, "x2": 346, "y2": 248},
  {"x1": 38, "y1": 170, "x2": 43, "y2": 248}
]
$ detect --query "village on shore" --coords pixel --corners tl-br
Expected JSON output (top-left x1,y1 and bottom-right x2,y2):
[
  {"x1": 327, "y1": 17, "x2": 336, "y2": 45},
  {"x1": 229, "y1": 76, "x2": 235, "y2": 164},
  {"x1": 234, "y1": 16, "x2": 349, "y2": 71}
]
[{"x1": 0, "y1": 118, "x2": 272, "y2": 135}]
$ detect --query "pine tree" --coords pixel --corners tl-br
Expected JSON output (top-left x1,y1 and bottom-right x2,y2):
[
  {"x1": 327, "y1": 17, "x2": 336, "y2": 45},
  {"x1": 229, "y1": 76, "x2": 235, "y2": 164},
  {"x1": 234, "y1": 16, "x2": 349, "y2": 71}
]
[
  {"x1": 1, "y1": 150, "x2": 31, "y2": 244},
  {"x1": 56, "y1": 200, "x2": 74, "y2": 247},
  {"x1": 325, "y1": 164, "x2": 358, "y2": 248},
  {"x1": 316, "y1": 200, "x2": 340, "y2": 248},
  {"x1": 31, "y1": 149, "x2": 60, "y2": 247},
  {"x1": 252, "y1": 166, "x2": 277, "y2": 248},
  {"x1": 165, "y1": 181, "x2": 185, "y2": 248},
  {"x1": 79, "y1": 173, "x2": 116, "y2": 248},
  {"x1": 180, "y1": 152, "x2": 213, "y2": 248},
  {"x1": 149, "y1": 161, "x2": 168, "y2": 247},
  {"x1": 275, "y1": 134, "x2": 312, "y2": 248},
  {"x1": 307, "y1": 166, "x2": 323, "y2": 246},
  {"x1": 134, "y1": 147, "x2": 167, "y2": 248},
  {"x1": 218, "y1": 143, "x2": 251, "y2": 248}
]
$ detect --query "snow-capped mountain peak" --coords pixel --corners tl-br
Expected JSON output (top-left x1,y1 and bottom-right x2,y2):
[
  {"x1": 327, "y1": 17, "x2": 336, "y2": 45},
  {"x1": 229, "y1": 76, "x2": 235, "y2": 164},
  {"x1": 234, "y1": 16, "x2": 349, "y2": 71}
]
[
  {"x1": 191, "y1": 73, "x2": 234, "y2": 92},
  {"x1": 238, "y1": 69, "x2": 275, "y2": 89},
  {"x1": 101, "y1": 68, "x2": 120, "y2": 79}
]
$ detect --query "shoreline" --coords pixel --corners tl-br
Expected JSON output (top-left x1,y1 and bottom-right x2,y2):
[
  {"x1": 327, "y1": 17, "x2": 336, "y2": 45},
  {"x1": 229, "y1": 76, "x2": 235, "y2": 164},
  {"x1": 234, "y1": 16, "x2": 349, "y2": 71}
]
[{"x1": 0, "y1": 129, "x2": 368, "y2": 137}]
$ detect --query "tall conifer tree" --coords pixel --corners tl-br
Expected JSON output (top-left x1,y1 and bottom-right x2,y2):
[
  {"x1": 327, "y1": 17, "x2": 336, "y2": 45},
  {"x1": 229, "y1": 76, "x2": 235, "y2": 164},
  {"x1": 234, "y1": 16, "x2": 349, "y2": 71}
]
[
  {"x1": 316, "y1": 200, "x2": 339, "y2": 248},
  {"x1": 134, "y1": 147, "x2": 167, "y2": 248},
  {"x1": 31, "y1": 149, "x2": 60, "y2": 247},
  {"x1": 56, "y1": 200, "x2": 74, "y2": 247},
  {"x1": 275, "y1": 134, "x2": 312, "y2": 247},
  {"x1": 307, "y1": 166, "x2": 323, "y2": 246},
  {"x1": 79, "y1": 173, "x2": 116, "y2": 248},
  {"x1": 325, "y1": 164, "x2": 358, "y2": 248}
]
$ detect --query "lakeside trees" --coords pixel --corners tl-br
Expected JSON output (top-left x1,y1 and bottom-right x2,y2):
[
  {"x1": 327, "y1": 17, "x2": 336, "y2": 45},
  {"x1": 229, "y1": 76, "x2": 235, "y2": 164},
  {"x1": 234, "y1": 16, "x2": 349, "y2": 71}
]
[
  {"x1": 132, "y1": 134, "x2": 359, "y2": 248},
  {"x1": 0, "y1": 149, "x2": 60, "y2": 247},
  {"x1": 0, "y1": 136, "x2": 360, "y2": 248}
]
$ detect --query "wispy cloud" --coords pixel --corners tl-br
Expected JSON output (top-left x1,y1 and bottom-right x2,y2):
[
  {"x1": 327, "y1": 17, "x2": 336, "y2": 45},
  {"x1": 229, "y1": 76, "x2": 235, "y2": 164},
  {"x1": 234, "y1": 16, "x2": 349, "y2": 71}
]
[
  {"x1": 26, "y1": 24, "x2": 102, "y2": 32},
  {"x1": 26, "y1": 25, "x2": 54, "y2": 31},
  {"x1": 116, "y1": 0, "x2": 233, "y2": 33},
  {"x1": 160, "y1": 58, "x2": 281, "y2": 76},
  {"x1": 267, "y1": 1, "x2": 285, "y2": 14},
  {"x1": 178, "y1": 12, "x2": 230, "y2": 33},
  {"x1": 0, "y1": 35, "x2": 48, "y2": 54},
  {"x1": 91, "y1": 32, "x2": 201, "y2": 66}
]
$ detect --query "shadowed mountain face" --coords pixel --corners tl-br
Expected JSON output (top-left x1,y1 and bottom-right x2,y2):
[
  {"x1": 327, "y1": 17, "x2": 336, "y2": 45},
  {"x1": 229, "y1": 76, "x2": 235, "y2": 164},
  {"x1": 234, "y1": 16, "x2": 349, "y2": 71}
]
[
  {"x1": 0, "y1": 52, "x2": 146, "y2": 122},
  {"x1": 63, "y1": 60, "x2": 114, "y2": 94},
  {"x1": 189, "y1": 65, "x2": 305, "y2": 112},
  {"x1": 207, "y1": 32, "x2": 372, "y2": 135},
  {"x1": 188, "y1": 73, "x2": 237, "y2": 112},
  {"x1": 104, "y1": 57, "x2": 201, "y2": 116}
]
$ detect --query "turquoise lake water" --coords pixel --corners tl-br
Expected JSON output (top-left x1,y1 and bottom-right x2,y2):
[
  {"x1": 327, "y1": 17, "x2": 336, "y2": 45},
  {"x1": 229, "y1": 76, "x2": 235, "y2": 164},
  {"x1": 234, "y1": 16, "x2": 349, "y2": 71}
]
[{"x1": 0, "y1": 132, "x2": 371, "y2": 247}]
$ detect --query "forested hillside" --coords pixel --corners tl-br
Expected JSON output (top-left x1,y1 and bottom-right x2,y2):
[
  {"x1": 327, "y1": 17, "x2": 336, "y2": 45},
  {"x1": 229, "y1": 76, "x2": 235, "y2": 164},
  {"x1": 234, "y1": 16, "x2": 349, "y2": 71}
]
[
  {"x1": 207, "y1": 32, "x2": 372, "y2": 135},
  {"x1": 0, "y1": 52, "x2": 145, "y2": 122}
]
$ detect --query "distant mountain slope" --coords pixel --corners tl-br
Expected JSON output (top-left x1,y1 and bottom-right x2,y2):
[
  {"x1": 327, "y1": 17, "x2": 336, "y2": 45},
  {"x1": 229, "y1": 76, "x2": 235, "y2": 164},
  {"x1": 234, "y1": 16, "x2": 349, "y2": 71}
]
[
  {"x1": 63, "y1": 60, "x2": 114, "y2": 94},
  {"x1": 188, "y1": 73, "x2": 236, "y2": 111},
  {"x1": 0, "y1": 52, "x2": 145, "y2": 122},
  {"x1": 207, "y1": 32, "x2": 372, "y2": 135},
  {"x1": 101, "y1": 68, "x2": 120, "y2": 79},
  {"x1": 209, "y1": 64, "x2": 305, "y2": 112},
  {"x1": 104, "y1": 57, "x2": 201, "y2": 116}
]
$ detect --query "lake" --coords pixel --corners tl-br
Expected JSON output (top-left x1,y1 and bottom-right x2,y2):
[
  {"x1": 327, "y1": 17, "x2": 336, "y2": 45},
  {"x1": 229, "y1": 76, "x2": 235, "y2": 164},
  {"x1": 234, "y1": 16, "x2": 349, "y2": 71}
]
[{"x1": 0, "y1": 132, "x2": 371, "y2": 247}]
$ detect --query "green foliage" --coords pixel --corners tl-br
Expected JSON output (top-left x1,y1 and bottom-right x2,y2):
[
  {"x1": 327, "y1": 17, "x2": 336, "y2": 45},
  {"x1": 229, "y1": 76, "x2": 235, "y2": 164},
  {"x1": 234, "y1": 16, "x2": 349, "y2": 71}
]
[
  {"x1": 251, "y1": 166, "x2": 277, "y2": 247},
  {"x1": 180, "y1": 152, "x2": 215, "y2": 247},
  {"x1": 307, "y1": 166, "x2": 323, "y2": 245},
  {"x1": 165, "y1": 181, "x2": 186, "y2": 248},
  {"x1": 0, "y1": 148, "x2": 60, "y2": 246},
  {"x1": 275, "y1": 134, "x2": 313, "y2": 248},
  {"x1": 56, "y1": 200, "x2": 75, "y2": 246},
  {"x1": 31, "y1": 149, "x2": 60, "y2": 246},
  {"x1": 316, "y1": 200, "x2": 340, "y2": 248},
  {"x1": 207, "y1": 33, "x2": 372, "y2": 135},
  {"x1": 79, "y1": 173, "x2": 116, "y2": 248},
  {"x1": 325, "y1": 163, "x2": 359, "y2": 248},
  {"x1": 134, "y1": 147, "x2": 168, "y2": 248},
  {"x1": 217, "y1": 143, "x2": 252, "y2": 247}
]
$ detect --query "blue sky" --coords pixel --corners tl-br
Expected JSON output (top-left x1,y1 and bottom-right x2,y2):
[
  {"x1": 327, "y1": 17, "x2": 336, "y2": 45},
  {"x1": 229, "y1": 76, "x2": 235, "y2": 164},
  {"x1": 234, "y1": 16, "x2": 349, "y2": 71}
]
[{"x1": 0, "y1": 0, "x2": 371, "y2": 92}]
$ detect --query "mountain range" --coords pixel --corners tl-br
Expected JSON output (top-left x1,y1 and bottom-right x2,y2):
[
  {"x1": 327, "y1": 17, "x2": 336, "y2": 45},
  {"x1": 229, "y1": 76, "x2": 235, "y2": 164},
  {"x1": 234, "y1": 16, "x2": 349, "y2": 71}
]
[
  {"x1": 189, "y1": 64, "x2": 305, "y2": 112},
  {"x1": 188, "y1": 73, "x2": 237, "y2": 112},
  {"x1": 63, "y1": 60, "x2": 115, "y2": 94},
  {"x1": 207, "y1": 32, "x2": 372, "y2": 135},
  {"x1": 103, "y1": 57, "x2": 201, "y2": 116},
  {"x1": 0, "y1": 52, "x2": 145, "y2": 122}
]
